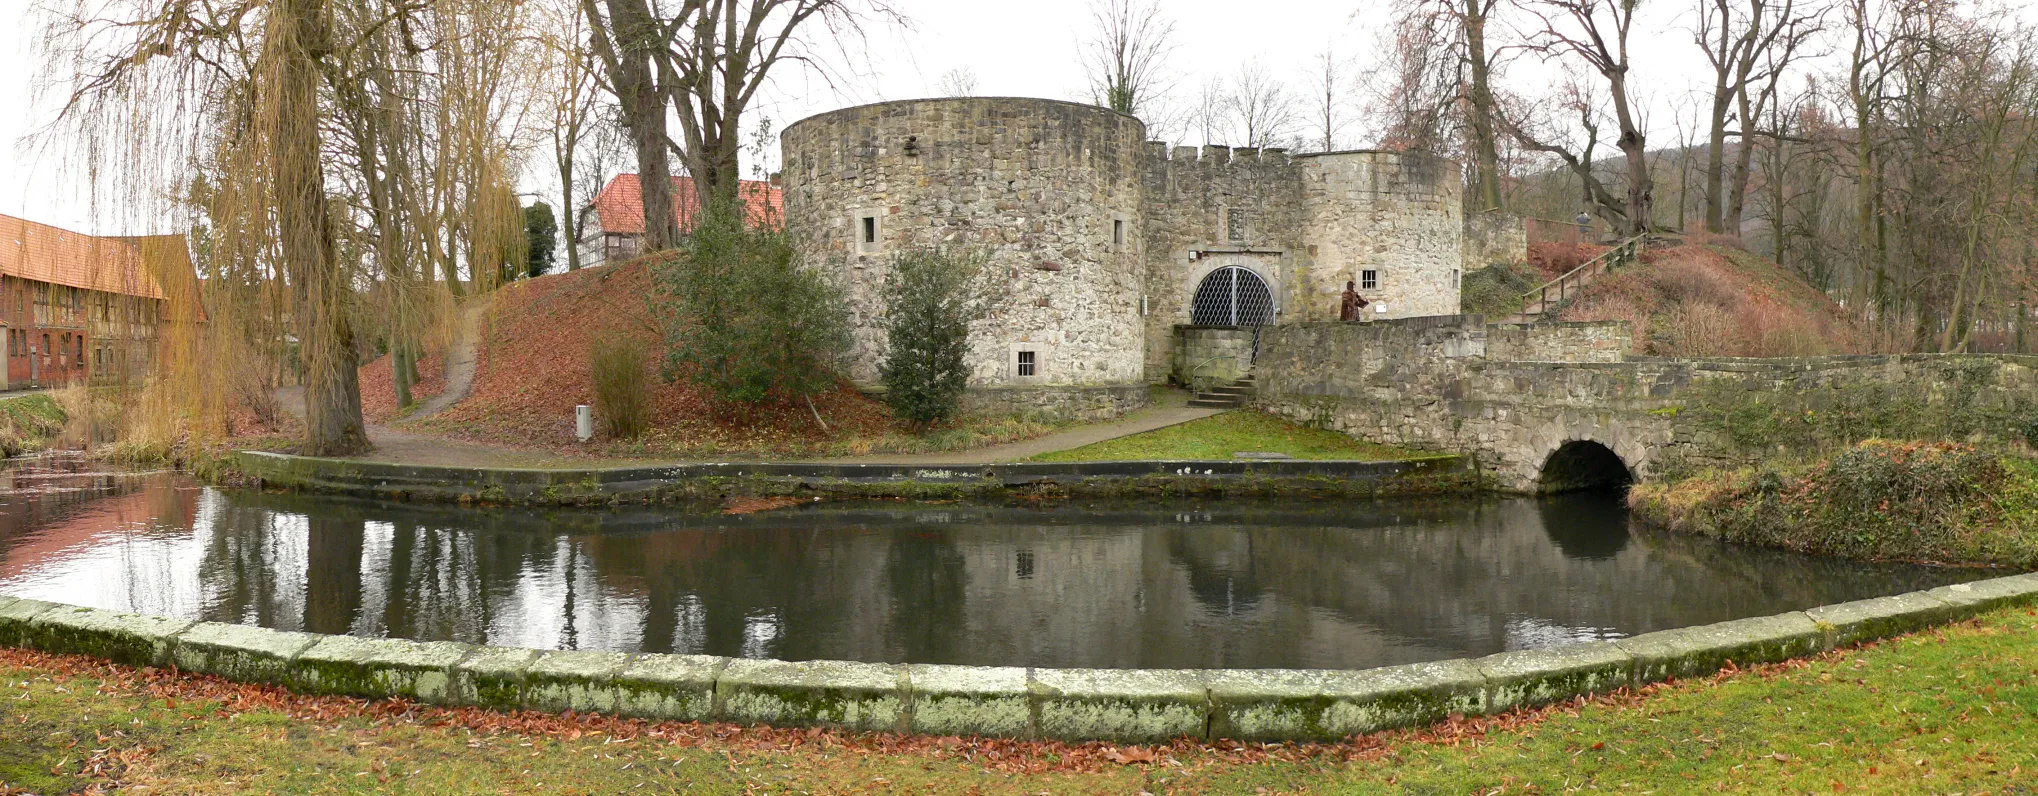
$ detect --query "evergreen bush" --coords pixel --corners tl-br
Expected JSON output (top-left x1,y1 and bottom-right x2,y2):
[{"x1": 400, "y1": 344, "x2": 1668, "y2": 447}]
[
  {"x1": 878, "y1": 247, "x2": 994, "y2": 429},
  {"x1": 656, "y1": 202, "x2": 847, "y2": 405}
]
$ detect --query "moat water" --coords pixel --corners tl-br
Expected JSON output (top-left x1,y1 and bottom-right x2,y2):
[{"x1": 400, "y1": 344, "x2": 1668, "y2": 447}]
[{"x1": 0, "y1": 454, "x2": 1986, "y2": 670}]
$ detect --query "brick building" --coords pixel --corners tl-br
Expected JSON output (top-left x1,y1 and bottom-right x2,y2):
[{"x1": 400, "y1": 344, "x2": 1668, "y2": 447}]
[
  {"x1": 585, "y1": 174, "x2": 784, "y2": 263},
  {"x1": 0, "y1": 214, "x2": 199, "y2": 389}
]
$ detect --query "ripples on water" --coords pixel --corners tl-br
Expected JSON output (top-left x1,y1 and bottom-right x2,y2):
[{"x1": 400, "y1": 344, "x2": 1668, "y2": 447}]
[{"x1": 0, "y1": 454, "x2": 1984, "y2": 669}]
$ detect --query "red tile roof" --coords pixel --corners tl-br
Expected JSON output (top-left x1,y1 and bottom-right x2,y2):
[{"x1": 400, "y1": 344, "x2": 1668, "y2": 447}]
[
  {"x1": 1, "y1": 214, "x2": 171, "y2": 300},
  {"x1": 591, "y1": 174, "x2": 784, "y2": 235}
]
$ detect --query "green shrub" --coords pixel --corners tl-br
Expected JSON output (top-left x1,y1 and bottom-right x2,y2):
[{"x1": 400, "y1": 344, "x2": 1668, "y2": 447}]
[
  {"x1": 590, "y1": 337, "x2": 651, "y2": 439},
  {"x1": 1459, "y1": 261, "x2": 1541, "y2": 318},
  {"x1": 2024, "y1": 418, "x2": 2038, "y2": 449},
  {"x1": 656, "y1": 202, "x2": 848, "y2": 405},
  {"x1": 878, "y1": 247, "x2": 994, "y2": 429}
]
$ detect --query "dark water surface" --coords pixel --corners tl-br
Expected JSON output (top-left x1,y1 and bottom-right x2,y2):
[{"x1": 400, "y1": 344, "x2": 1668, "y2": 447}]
[{"x1": 0, "y1": 455, "x2": 1988, "y2": 670}]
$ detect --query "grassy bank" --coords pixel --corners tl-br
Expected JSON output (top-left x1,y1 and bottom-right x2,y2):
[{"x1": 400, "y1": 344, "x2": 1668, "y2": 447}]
[
  {"x1": 5, "y1": 608, "x2": 2036, "y2": 793},
  {"x1": 0, "y1": 393, "x2": 65, "y2": 455},
  {"x1": 1629, "y1": 439, "x2": 2038, "y2": 568},
  {"x1": 1032, "y1": 410, "x2": 1420, "y2": 462}
]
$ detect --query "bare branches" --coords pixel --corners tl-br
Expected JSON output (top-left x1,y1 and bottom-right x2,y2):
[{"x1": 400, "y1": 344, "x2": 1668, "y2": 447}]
[{"x1": 1078, "y1": 0, "x2": 1175, "y2": 117}]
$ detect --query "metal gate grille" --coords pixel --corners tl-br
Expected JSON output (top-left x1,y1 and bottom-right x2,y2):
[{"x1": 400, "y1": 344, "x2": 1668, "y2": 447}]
[{"x1": 1190, "y1": 266, "x2": 1276, "y2": 327}]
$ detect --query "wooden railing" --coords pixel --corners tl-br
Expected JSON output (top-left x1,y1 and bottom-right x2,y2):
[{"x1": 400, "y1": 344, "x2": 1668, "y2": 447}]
[{"x1": 1517, "y1": 235, "x2": 1647, "y2": 319}]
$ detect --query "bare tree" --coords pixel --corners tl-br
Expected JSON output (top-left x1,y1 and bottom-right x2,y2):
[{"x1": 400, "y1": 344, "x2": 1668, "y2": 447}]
[
  {"x1": 937, "y1": 67, "x2": 978, "y2": 97},
  {"x1": 1080, "y1": 0, "x2": 1175, "y2": 116},
  {"x1": 1693, "y1": 0, "x2": 1821, "y2": 234},
  {"x1": 543, "y1": 0, "x2": 604, "y2": 271},
  {"x1": 584, "y1": 0, "x2": 890, "y2": 234},
  {"x1": 1226, "y1": 60, "x2": 1296, "y2": 148},
  {"x1": 1303, "y1": 47, "x2": 1351, "y2": 153},
  {"x1": 580, "y1": 0, "x2": 686, "y2": 251},
  {"x1": 1517, "y1": 0, "x2": 1655, "y2": 237}
]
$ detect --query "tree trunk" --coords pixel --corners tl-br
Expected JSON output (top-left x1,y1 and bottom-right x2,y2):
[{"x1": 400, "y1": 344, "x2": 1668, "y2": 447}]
[
  {"x1": 1725, "y1": 90, "x2": 1760, "y2": 234},
  {"x1": 272, "y1": 0, "x2": 368, "y2": 456},
  {"x1": 560, "y1": 154, "x2": 581, "y2": 271},
  {"x1": 588, "y1": 0, "x2": 681, "y2": 251},
  {"x1": 1463, "y1": 0, "x2": 1503, "y2": 212},
  {"x1": 1703, "y1": 84, "x2": 1732, "y2": 233}
]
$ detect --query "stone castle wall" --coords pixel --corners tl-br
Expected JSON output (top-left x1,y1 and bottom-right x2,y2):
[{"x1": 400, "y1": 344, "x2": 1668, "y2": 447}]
[
  {"x1": 779, "y1": 98, "x2": 1150, "y2": 402},
  {"x1": 1298, "y1": 152, "x2": 1464, "y2": 323},
  {"x1": 1138, "y1": 145, "x2": 1307, "y2": 382},
  {"x1": 782, "y1": 97, "x2": 1468, "y2": 412}
]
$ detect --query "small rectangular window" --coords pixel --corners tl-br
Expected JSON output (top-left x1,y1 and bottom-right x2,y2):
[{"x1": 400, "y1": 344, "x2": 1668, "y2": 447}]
[
  {"x1": 1017, "y1": 350, "x2": 1036, "y2": 377},
  {"x1": 1112, "y1": 219, "x2": 1125, "y2": 247},
  {"x1": 861, "y1": 216, "x2": 877, "y2": 244},
  {"x1": 1361, "y1": 270, "x2": 1378, "y2": 290}
]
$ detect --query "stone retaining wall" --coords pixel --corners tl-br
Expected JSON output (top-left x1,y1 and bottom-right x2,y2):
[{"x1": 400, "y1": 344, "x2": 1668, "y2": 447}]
[
  {"x1": 958, "y1": 383, "x2": 1151, "y2": 423},
  {"x1": 226, "y1": 450, "x2": 1475, "y2": 506},
  {"x1": 7, "y1": 574, "x2": 2031, "y2": 742}
]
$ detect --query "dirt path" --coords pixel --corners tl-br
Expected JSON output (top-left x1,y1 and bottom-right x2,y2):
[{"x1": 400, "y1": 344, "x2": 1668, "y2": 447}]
[{"x1": 410, "y1": 301, "x2": 485, "y2": 420}]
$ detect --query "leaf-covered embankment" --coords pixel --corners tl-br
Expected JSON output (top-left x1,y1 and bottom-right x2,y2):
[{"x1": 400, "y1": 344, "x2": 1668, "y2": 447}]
[{"x1": 1628, "y1": 439, "x2": 2038, "y2": 568}]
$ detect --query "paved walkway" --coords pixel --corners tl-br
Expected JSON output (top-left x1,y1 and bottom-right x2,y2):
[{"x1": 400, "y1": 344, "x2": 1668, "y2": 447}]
[{"x1": 827, "y1": 403, "x2": 1225, "y2": 465}]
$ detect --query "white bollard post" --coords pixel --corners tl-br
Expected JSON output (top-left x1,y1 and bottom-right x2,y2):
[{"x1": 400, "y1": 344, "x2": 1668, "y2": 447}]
[{"x1": 575, "y1": 405, "x2": 594, "y2": 442}]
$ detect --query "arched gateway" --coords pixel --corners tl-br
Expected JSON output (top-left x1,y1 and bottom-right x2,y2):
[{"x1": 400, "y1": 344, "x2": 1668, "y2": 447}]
[{"x1": 1190, "y1": 266, "x2": 1276, "y2": 327}]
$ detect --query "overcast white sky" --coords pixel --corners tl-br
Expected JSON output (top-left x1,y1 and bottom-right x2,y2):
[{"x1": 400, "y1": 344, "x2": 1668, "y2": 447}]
[{"x1": 0, "y1": 0, "x2": 2029, "y2": 235}]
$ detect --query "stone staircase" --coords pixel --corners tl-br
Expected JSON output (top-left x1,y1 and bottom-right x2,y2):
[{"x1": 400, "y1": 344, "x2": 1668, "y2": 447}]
[
  {"x1": 1508, "y1": 235, "x2": 1648, "y2": 323},
  {"x1": 1188, "y1": 375, "x2": 1255, "y2": 409}
]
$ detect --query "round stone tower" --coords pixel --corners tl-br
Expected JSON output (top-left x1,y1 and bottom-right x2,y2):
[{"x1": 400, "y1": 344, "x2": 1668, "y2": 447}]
[
  {"x1": 779, "y1": 97, "x2": 1151, "y2": 420},
  {"x1": 1295, "y1": 151, "x2": 1464, "y2": 321}
]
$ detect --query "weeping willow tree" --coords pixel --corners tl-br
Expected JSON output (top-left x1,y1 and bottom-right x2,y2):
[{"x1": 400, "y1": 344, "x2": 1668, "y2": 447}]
[{"x1": 42, "y1": 0, "x2": 538, "y2": 453}]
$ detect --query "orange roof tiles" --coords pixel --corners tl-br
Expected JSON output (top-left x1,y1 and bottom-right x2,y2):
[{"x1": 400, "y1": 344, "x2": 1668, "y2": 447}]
[
  {"x1": 0, "y1": 213, "x2": 169, "y2": 300},
  {"x1": 591, "y1": 174, "x2": 784, "y2": 235}
]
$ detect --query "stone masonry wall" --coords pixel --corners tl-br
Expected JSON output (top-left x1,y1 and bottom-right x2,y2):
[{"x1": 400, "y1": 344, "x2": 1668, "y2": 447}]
[
  {"x1": 1138, "y1": 145, "x2": 1306, "y2": 383},
  {"x1": 1299, "y1": 152, "x2": 1464, "y2": 322},
  {"x1": 1485, "y1": 321, "x2": 1629, "y2": 362},
  {"x1": 1463, "y1": 211, "x2": 1528, "y2": 267},
  {"x1": 1172, "y1": 325, "x2": 1256, "y2": 387},
  {"x1": 1253, "y1": 321, "x2": 2038, "y2": 490},
  {"x1": 780, "y1": 98, "x2": 1149, "y2": 394}
]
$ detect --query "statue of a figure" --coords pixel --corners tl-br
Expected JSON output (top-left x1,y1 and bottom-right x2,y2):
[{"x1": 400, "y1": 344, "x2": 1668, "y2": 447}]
[{"x1": 1340, "y1": 280, "x2": 1370, "y2": 322}]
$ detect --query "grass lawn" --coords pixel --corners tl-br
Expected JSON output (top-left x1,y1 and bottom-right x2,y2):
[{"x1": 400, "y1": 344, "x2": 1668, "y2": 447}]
[
  {"x1": 8, "y1": 606, "x2": 2038, "y2": 794},
  {"x1": 1033, "y1": 410, "x2": 1423, "y2": 462}
]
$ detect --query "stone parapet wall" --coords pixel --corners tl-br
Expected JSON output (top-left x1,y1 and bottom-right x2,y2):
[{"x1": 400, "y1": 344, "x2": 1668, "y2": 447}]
[
  {"x1": 1485, "y1": 321, "x2": 1630, "y2": 362},
  {"x1": 781, "y1": 98, "x2": 1149, "y2": 393},
  {"x1": 10, "y1": 575, "x2": 2031, "y2": 741},
  {"x1": 1171, "y1": 325, "x2": 1255, "y2": 387}
]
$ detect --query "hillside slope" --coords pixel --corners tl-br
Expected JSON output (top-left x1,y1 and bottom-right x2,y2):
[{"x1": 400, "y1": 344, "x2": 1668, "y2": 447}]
[
  {"x1": 1555, "y1": 245, "x2": 1874, "y2": 357},
  {"x1": 364, "y1": 258, "x2": 1060, "y2": 458}
]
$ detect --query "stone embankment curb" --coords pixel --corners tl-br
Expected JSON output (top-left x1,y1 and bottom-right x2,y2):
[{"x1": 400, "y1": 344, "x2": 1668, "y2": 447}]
[
  {"x1": 5, "y1": 573, "x2": 2033, "y2": 742},
  {"x1": 226, "y1": 451, "x2": 1476, "y2": 505}
]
